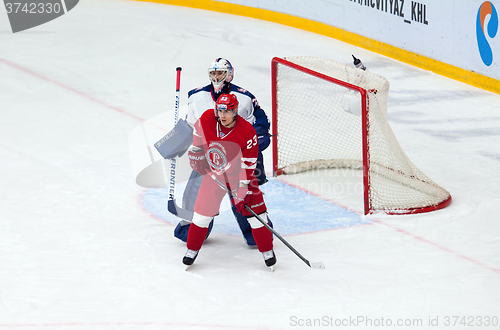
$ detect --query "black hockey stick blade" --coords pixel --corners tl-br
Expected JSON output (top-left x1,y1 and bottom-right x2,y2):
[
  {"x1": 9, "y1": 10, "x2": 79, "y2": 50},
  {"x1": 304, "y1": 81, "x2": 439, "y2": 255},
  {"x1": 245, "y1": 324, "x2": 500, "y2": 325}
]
[
  {"x1": 167, "y1": 199, "x2": 194, "y2": 221},
  {"x1": 246, "y1": 204, "x2": 325, "y2": 270}
]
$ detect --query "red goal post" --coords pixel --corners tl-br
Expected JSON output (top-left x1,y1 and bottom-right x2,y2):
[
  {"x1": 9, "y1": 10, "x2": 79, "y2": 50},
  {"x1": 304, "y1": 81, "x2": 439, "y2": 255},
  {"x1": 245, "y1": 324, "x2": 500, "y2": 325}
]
[{"x1": 271, "y1": 56, "x2": 451, "y2": 215}]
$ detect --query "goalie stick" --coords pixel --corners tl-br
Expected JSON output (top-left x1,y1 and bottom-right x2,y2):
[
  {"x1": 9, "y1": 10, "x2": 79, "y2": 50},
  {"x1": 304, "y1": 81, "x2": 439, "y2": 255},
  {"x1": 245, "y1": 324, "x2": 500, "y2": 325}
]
[
  {"x1": 166, "y1": 67, "x2": 194, "y2": 221},
  {"x1": 206, "y1": 170, "x2": 325, "y2": 270}
]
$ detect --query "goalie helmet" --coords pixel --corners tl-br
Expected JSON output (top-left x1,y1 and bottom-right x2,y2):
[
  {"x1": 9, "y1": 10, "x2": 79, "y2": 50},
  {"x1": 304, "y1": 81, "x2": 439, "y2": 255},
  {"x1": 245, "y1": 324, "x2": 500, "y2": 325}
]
[
  {"x1": 214, "y1": 93, "x2": 239, "y2": 117},
  {"x1": 208, "y1": 58, "x2": 234, "y2": 93}
]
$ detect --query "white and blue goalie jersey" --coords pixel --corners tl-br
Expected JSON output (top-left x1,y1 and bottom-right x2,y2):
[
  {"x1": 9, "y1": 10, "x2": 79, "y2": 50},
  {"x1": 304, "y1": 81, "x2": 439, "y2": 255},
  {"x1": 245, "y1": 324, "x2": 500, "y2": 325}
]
[{"x1": 186, "y1": 83, "x2": 266, "y2": 129}]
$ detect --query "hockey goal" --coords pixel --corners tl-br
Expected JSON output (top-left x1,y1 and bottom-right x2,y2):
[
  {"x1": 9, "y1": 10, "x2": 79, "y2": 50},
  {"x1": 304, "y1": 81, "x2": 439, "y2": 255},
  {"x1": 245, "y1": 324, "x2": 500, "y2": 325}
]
[{"x1": 271, "y1": 56, "x2": 451, "y2": 215}]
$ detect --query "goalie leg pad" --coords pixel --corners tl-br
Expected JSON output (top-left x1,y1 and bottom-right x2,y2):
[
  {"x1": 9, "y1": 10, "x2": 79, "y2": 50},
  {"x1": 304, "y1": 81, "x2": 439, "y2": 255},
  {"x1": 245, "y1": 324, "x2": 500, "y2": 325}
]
[
  {"x1": 255, "y1": 151, "x2": 268, "y2": 185},
  {"x1": 174, "y1": 220, "x2": 191, "y2": 242},
  {"x1": 174, "y1": 212, "x2": 213, "y2": 243},
  {"x1": 174, "y1": 219, "x2": 213, "y2": 243},
  {"x1": 231, "y1": 203, "x2": 255, "y2": 246},
  {"x1": 174, "y1": 171, "x2": 213, "y2": 243},
  {"x1": 182, "y1": 170, "x2": 203, "y2": 212},
  {"x1": 154, "y1": 118, "x2": 193, "y2": 159}
]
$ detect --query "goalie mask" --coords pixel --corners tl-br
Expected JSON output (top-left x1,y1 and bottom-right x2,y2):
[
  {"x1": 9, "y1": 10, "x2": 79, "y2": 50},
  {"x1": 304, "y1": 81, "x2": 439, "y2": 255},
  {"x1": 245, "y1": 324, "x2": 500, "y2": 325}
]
[
  {"x1": 208, "y1": 58, "x2": 234, "y2": 93},
  {"x1": 215, "y1": 93, "x2": 239, "y2": 118}
]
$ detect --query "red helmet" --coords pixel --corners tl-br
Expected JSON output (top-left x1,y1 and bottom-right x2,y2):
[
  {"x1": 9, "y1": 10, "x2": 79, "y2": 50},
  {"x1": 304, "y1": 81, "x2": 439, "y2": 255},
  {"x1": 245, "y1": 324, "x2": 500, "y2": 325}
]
[{"x1": 214, "y1": 93, "x2": 239, "y2": 117}]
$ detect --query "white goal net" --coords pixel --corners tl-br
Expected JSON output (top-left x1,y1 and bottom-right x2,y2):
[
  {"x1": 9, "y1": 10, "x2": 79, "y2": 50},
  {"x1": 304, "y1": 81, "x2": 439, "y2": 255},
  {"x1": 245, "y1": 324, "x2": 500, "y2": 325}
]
[{"x1": 271, "y1": 56, "x2": 451, "y2": 215}]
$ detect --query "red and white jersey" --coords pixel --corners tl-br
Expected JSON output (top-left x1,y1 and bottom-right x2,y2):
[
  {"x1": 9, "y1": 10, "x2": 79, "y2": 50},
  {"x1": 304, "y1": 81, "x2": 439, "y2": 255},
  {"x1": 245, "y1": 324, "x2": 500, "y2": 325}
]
[{"x1": 193, "y1": 109, "x2": 258, "y2": 187}]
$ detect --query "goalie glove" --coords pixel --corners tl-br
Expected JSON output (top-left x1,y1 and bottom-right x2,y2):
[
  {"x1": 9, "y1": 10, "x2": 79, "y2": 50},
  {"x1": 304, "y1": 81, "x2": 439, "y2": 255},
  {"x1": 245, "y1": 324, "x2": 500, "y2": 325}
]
[
  {"x1": 188, "y1": 147, "x2": 210, "y2": 175},
  {"x1": 234, "y1": 184, "x2": 252, "y2": 213}
]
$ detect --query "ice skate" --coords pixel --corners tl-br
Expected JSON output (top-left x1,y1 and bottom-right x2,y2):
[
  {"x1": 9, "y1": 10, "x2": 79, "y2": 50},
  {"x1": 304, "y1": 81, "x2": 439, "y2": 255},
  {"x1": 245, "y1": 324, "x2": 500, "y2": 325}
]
[
  {"x1": 262, "y1": 250, "x2": 277, "y2": 271},
  {"x1": 183, "y1": 249, "x2": 199, "y2": 270}
]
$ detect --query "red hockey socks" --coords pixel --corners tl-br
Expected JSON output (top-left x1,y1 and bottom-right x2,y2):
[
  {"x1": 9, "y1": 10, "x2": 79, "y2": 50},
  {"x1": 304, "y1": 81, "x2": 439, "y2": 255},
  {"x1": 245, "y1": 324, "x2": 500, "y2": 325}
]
[
  {"x1": 186, "y1": 223, "x2": 209, "y2": 251},
  {"x1": 251, "y1": 226, "x2": 273, "y2": 252}
]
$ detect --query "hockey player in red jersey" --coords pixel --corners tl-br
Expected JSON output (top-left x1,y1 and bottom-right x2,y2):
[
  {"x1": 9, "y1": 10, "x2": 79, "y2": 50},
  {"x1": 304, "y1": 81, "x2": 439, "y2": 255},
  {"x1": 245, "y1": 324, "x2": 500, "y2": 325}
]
[
  {"x1": 173, "y1": 58, "x2": 272, "y2": 248},
  {"x1": 183, "y1": 93, "x2": 276, "y2": 269}
]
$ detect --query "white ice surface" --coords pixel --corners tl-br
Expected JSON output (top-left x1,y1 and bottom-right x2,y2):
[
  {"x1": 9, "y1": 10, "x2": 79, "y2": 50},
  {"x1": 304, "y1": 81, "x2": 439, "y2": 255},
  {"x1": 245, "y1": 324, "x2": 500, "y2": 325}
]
[{"x1": 1, "y1": 0, "x2": 500, "y2": 329}]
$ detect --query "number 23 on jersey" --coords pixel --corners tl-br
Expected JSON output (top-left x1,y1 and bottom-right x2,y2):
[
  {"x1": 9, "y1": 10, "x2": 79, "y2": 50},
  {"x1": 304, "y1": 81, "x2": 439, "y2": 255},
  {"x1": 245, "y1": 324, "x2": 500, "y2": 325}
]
[{"x1": 247, "y1": 135, "x2": 258, "y2": 149}]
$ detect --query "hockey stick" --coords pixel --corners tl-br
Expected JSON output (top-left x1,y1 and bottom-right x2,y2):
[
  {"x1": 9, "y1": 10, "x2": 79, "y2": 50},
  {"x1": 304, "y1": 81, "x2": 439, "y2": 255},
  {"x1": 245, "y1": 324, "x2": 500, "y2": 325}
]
[
  {"x1": 166, "y1": 67, "x2": 194, "y2": 221},
  {"x1": 206, "y1": 171, "x2": 325, "y2": 270}
]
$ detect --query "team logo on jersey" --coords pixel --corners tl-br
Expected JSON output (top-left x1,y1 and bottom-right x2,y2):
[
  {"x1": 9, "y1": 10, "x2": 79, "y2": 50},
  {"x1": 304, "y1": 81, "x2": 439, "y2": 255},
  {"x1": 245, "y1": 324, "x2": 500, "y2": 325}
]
[{"x1": 206, "y1": 142, "x2": 230, "y2": 174}]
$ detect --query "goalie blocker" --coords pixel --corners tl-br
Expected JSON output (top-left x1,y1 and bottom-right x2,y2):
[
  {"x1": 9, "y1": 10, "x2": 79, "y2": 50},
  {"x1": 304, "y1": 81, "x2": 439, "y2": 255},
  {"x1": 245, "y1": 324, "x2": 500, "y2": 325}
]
[{"x1": 154, "y1": 118, "x2": 193, "y2": 160}]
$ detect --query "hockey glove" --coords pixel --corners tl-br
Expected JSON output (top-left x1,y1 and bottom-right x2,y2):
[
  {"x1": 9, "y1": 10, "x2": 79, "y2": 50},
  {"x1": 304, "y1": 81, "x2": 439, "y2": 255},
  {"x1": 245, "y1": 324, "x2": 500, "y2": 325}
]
[
  {"x1": 234, "y1": 186, "x2": 252, "y2": 213},
  {"x1": 188, "y1": 148, "x2": 209, "y2": 175}
]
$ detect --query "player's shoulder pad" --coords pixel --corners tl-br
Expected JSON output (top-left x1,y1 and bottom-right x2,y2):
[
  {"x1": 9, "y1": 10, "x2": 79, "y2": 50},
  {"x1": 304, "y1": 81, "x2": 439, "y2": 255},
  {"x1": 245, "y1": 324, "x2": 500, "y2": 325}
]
[
  {"x1": 188, "y1": 84, "x2": 212, "y2": 98},
  {"x1": 229, "y1": 83, "x2": 256, "y2": 99},
  {"x1": 230, "y1": 83, "x2": 260, "y2": 110}
]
